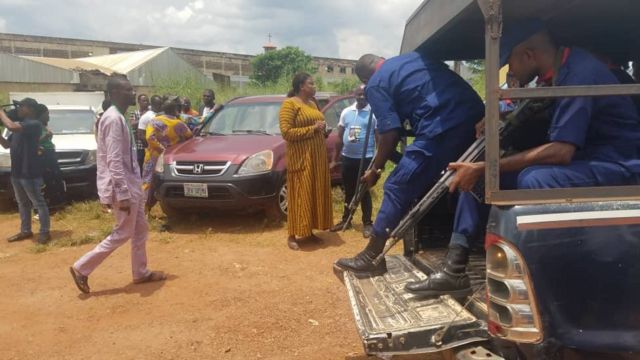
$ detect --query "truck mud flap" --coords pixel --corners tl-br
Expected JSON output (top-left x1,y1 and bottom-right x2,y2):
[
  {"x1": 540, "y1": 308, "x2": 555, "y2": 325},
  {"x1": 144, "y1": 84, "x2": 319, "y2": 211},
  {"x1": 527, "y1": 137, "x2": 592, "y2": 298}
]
[{"x1": 343, "y1": 255, "x2": 488, "y2": 355}]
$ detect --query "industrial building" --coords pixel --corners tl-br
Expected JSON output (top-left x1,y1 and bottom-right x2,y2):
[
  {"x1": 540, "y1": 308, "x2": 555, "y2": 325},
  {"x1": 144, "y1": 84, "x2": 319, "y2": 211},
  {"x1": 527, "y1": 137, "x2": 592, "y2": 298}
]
[
  {"x1": 0, "y1": 32, "x2": 358, "y2": 89},
  {"x1": 0, "y1": 46, "x2": 216, "y2": 95}
]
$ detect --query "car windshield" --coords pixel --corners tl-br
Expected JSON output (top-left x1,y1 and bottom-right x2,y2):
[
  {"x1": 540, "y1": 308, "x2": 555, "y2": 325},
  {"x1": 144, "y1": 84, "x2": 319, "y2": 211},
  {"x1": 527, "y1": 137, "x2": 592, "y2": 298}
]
[
  {"x1": 48, "y1": 109, "x2": 95, "y2": 135},
  {"x1": 204, "y1": 102, "x2": 281, "y2": 135}
]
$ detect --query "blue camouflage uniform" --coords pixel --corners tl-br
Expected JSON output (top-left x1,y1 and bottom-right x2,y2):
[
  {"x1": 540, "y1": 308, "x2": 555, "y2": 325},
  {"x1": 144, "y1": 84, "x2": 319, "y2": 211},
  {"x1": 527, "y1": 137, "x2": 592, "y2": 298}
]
[
  {"x1": 365, "y1": 52, "x2": 485, "y2": 240},
  {"x1": 451, "y1": 47, "x2": 640, "y2": 249}
]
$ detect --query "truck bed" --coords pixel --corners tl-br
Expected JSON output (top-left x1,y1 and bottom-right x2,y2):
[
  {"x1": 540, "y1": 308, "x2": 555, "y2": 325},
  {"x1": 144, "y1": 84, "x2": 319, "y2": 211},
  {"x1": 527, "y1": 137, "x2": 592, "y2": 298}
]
[{"x1": 342, "y1": 254, "x2": 489, "y2": 355}]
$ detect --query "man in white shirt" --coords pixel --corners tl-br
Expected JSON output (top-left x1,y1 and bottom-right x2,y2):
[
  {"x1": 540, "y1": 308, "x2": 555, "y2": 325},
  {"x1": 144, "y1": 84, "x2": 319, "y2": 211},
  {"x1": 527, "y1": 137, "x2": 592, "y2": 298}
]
[
  {"x1": 199, "y1": 89, "x2": 216, "y2": 118},
  {"x1": 329, "y1": 85, "x2": 377, "y2": 238},
  {"x1": 136, "y1": 95, "x2": 162, "y2": 143}
]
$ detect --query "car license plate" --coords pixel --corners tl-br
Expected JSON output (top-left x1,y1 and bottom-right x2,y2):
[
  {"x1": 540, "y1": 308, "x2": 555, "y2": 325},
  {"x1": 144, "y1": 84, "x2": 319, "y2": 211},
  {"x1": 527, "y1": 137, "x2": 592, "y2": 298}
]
[{"x1": 183, "y1": 183, "x2": 208, "y2": 198}]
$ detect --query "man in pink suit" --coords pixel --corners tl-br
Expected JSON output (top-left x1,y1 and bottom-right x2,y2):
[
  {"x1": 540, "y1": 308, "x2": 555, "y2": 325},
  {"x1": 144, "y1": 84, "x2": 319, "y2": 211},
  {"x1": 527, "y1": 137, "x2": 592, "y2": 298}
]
[{"x1": 69, "y1": 76, "x2": 165, "y2": 294}]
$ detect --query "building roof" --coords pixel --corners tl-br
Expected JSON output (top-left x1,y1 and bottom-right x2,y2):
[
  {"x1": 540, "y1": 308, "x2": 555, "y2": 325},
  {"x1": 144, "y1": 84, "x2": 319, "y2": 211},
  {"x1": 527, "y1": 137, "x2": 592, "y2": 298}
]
[
  {"x1": 0, "y1": 52, "x2": 79, "y2": 84},
  {"x1": 77, "y1": 47, "x2": 169, "y2": 74},
  {"x1": 5, "y1": 47, "x2": 214, "y2": 87},
  {"x1": 24, "y1": 56, "x2": 114, "y2": 74}
]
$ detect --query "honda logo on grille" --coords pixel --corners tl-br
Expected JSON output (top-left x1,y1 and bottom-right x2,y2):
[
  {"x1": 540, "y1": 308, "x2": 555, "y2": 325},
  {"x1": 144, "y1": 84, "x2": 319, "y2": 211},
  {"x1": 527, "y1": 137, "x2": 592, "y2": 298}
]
[{"x1": 193, "y1": 164, "x2": 204, "y2": 174}]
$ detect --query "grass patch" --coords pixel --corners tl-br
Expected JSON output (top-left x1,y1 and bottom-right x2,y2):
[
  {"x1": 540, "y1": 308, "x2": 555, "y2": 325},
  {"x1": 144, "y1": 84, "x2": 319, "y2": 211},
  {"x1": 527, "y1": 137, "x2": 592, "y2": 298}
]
[
  {"x1": 156, "y1": 233, "x2": 174, "y2": 244},
  {"x1": 32, "y1": 200, "x2": 113, "y2": 252}
]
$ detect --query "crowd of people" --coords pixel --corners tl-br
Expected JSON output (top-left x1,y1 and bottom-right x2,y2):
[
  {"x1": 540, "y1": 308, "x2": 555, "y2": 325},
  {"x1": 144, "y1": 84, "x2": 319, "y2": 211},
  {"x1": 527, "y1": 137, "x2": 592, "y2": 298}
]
[
  {"x1": 70, "y1": 85, "x2": 222, "y2": 292},
  {"x1": 2, "y1": 19, "x2": 640, "y2": 299},
  {"x1": 0, "y1": 80, "x2": 220, "y2": 292}
]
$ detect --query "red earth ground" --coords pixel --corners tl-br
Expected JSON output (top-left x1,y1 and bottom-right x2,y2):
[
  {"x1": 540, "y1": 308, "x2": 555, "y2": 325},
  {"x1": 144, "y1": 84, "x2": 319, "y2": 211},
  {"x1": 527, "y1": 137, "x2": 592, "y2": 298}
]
[{"x1": 0, "y1": 209, "x2": 446, "y2": 360}]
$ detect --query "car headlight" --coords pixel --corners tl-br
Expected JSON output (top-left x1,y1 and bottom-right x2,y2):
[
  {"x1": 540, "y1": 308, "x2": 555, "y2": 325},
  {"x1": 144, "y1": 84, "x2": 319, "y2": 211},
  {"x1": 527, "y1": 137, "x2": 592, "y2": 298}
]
[
  {"x1": 237, "y1": 150, "x2": 273, "y2": 176},
  {"x1": 0, "y1": 153, "x2": 11, "y2": 168},
  {"x1": 154, "y1": 152, "x2": 165, "y2": 173},
  {"x1": 85, "y1": 150, "x2": 97, "y2": 165}
]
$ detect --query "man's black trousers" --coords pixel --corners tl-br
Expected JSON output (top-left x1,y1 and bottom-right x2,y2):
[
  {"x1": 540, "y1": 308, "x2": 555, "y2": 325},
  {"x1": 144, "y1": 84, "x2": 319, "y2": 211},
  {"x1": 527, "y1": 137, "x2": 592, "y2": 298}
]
[{"x1": 340, "y1": 155, "x2": 373, "y2": 225}]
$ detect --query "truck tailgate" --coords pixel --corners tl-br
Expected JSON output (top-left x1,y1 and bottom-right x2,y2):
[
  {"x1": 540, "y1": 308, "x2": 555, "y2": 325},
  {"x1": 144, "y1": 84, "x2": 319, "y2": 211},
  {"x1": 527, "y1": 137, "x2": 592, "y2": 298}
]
[{"x1": 342, "y1": 255, "x2": 488, "y2": 355}]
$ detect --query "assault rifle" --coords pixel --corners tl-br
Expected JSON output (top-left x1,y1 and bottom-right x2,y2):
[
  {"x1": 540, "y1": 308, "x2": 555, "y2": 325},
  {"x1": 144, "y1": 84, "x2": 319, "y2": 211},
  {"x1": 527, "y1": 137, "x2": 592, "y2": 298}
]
[
  {"x1": 342, "y1": 159, "x2": 375, "y2": 230},
  {"x1": 373, "y1": 98, "x2": 554, "y2": 264}
]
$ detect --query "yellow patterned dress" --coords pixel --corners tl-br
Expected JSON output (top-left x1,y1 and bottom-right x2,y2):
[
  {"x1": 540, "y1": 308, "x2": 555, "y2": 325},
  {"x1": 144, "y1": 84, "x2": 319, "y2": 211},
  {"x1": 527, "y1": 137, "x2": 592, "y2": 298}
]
[{"x1": 279, "y1": 98, "x2": 333, "y2": 237}]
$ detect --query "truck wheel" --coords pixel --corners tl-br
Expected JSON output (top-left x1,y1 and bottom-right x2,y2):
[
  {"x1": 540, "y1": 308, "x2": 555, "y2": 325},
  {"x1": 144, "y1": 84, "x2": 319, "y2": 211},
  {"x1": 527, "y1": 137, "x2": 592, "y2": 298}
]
[
  {"x1": 160, "y1": 201, "x2": 180, "y2": 218},
  {"x1": 266, "y1": 181, "x2": 287, "y2": 222}
]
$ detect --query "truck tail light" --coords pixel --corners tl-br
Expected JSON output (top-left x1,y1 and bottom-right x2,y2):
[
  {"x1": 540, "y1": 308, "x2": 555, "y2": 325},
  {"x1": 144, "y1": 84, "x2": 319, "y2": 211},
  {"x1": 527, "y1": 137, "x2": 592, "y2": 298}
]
[{"x1": 485, "y1": 233, "x2": 543, "y2": 343}]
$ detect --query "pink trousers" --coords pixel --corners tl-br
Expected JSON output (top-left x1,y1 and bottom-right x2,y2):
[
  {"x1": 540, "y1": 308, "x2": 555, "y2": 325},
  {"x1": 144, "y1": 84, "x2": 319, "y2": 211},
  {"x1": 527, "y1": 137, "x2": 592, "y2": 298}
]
[{"x1": 73, "y1": 197, "x2": 150, "y2": 281}]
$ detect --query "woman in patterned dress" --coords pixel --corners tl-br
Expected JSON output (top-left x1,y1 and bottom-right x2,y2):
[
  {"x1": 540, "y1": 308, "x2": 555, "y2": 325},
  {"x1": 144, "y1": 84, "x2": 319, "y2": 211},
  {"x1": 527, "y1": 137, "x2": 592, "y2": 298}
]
[
  {"x1": 279, "y1": 73, "x2": 333, "y2": 250},
  {"x1": 142, "y1": 96, "x2": 193, "y2": 211}
]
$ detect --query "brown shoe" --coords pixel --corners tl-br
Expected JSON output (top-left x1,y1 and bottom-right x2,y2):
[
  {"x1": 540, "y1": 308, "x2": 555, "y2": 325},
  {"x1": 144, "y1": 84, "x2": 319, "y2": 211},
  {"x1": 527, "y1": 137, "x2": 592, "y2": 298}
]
[
  {"x1": 69, "y1": 267, "x2": 90, "y2": 294},
  {"x1": 133, "y1": 271, "x2": 167, "y2": 284}
]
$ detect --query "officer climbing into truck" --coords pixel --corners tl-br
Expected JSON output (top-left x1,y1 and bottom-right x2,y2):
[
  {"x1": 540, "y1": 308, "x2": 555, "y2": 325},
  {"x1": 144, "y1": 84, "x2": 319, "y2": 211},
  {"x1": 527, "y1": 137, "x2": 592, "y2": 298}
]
[{"x1": 333, "y1": 51, "x2": 485, "y2": 277}]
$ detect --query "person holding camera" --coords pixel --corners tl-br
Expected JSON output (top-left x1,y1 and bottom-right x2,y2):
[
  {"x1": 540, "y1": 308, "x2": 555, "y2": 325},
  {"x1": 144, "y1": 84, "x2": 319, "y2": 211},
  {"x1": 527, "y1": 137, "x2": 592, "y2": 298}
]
[
  {"x1": 279, "y1": 72, "x2": 333, "y2": 250},
  {"x1": 0, "y1": 98, "x2": 51, "y2": 244}
]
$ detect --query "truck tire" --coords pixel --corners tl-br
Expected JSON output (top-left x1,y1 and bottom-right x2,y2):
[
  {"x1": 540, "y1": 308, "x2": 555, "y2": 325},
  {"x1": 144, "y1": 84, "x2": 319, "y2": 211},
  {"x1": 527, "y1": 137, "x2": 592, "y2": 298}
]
[{"x1": 266, "y1": 181, "x2": 287, "y2": 222}]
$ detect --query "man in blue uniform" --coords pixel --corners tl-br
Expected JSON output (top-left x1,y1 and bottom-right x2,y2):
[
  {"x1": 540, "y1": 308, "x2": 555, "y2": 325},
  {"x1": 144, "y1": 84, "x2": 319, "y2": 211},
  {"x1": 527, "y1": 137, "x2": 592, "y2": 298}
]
[
  {"x1": 334, "y1": 52, "x2": 485, "y2": 276},
  {"x1": 405, "y1": 20, "x2": 640, "y2": 297}
]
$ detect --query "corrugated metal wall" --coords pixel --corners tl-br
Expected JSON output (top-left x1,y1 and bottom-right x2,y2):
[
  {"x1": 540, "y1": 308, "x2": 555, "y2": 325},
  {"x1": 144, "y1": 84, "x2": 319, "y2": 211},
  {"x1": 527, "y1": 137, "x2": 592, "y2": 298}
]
[{"x1": 0, "y1": 53, "x2": 79, "y2": 84}]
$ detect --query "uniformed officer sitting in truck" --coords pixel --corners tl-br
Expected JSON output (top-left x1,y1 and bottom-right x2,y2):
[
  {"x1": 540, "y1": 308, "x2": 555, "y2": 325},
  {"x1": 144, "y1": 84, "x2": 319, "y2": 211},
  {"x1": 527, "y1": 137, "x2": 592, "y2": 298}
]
[{"x1": 404, "y1": 19, "x2": 640, "y2": 298}]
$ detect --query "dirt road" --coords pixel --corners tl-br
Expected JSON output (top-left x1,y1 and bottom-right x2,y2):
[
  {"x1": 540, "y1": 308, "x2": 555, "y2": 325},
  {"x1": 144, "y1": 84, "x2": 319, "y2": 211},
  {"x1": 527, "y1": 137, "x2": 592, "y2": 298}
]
[{"x1": 0, "y1": 209, "x2": 443, "y2": 360}]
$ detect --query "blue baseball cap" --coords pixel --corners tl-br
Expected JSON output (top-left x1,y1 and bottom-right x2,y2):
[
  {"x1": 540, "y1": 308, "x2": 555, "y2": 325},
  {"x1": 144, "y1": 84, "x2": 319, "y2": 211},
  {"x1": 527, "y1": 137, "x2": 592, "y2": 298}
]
[{"x1": 500, "y1": 19, "x2": 546, "y2": 66}]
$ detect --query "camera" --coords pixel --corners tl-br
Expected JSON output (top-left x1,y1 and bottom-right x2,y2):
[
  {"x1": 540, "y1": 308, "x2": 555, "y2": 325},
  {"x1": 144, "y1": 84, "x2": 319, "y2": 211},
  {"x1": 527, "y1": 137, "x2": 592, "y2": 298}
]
[{"x1": 1, "y1": 104, "x2": 22, "y2": 122}]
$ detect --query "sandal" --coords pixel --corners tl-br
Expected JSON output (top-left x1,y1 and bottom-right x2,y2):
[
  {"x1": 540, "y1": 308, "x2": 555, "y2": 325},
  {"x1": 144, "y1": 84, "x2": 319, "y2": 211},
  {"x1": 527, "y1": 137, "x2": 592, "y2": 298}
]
[
  {"x1": 133, "y1": 270, "x2": 167, "y2": 284},
  {"x1": 69, "y1": 266, "x2": 90, "y2": 294},
  {"x1": 287, "y1": 237, "x2": 300, "y2": 251}
]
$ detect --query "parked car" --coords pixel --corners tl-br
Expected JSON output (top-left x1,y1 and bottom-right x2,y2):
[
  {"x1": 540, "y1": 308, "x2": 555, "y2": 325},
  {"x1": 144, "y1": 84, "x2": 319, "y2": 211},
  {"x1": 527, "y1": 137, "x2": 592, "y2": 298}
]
[
  {"x1": 153, "y1": 94, "x2": 354, "y2": 219},
  {"x1": 0, "y1": 105, "x2": 98, "y2": 207}
]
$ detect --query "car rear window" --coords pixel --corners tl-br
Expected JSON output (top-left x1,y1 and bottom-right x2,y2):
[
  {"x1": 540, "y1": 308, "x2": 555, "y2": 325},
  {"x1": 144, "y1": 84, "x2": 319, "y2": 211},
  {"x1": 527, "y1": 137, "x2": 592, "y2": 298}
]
[{"x1": 204, "y1": 102, "x2": 282, "y2": 135}]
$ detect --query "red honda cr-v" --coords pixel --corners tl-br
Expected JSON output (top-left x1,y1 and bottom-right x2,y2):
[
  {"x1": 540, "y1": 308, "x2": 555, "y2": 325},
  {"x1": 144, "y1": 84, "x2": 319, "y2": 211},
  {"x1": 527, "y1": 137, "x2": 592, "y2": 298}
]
[{"x1": 152, "y1": 94, "x2": 354, "y2": 219}]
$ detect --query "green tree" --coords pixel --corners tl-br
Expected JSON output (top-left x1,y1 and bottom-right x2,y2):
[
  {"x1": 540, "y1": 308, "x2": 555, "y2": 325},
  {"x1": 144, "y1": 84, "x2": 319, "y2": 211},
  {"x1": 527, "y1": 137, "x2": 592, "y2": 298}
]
[
  {"x1": 470, "y1": 71, "x2": 486, "y2": 100},
  {"x1": 250, "y1": 46, "x2": 317, "y2": 85},
  {"x1": 465, "y1": 60, "x2": 485, "y2": 74}
]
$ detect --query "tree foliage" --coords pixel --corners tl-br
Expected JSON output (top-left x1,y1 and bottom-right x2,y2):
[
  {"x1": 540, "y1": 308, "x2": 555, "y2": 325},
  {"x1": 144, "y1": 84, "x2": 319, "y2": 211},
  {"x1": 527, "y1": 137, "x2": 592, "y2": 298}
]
[
  {"x1": 250, "y1": 46, "x2": 317, "y2": 85},
  {"x1": 326, "y1": 76, "x2": 362, "y2": 95},
  {"x1": 465, "y1": 60, "x2": 485, "y2": 74}
]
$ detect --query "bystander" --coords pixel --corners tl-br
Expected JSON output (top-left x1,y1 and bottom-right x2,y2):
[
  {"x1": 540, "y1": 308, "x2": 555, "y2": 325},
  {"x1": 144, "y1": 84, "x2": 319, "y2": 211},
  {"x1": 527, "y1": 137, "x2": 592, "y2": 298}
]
[{"x1": 0, "y1": 98, "x2": 51, "y2": 244}]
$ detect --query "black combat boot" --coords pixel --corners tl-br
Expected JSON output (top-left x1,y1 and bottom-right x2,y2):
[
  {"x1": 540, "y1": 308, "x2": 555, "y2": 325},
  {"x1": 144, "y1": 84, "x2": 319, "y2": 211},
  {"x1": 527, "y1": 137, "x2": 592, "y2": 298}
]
[
  {"x1": 333, "y1": 235, "x2": 387, "y2": 278},
  {"x1": 404, "y1": 245, "x2": 472, "y2": 298}
]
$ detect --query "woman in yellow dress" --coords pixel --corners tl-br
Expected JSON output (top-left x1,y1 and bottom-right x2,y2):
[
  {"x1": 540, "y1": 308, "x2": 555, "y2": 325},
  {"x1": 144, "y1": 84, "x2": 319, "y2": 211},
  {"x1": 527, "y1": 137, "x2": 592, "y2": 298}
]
[
  {"x1": 279, "y1": 72, "x2": 333, "y2": 250},
  {"x1": 143, "y1": 96, "x2": 193, "y2": 211}
]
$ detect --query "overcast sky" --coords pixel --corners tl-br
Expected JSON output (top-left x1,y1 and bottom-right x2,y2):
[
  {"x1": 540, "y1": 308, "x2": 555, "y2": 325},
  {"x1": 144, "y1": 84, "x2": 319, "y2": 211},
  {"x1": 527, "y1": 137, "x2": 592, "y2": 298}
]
[{"x1": 0, "y1": 0, "x2": 421, "y2": 60}]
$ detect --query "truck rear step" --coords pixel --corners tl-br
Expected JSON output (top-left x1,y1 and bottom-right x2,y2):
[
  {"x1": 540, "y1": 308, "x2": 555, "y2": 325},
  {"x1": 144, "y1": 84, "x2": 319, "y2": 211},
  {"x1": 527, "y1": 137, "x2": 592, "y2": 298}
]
[{"x1": 342, "y1": 254, "x2": 489, "y2": 355}]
